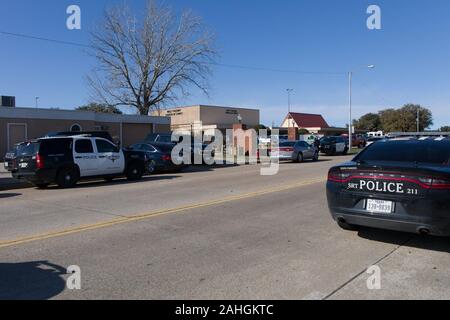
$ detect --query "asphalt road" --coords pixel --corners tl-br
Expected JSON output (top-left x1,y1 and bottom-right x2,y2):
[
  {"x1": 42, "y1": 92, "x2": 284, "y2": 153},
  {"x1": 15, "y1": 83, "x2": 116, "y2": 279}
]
[{"x1": 0, "y1": 155, "x2": 449, "y2": 300}]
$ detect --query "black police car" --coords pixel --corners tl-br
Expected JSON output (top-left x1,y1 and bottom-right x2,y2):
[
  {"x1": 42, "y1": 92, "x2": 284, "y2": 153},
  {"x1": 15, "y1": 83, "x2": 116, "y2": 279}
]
[
  {"x1": 11, "y1": 135, "x2": 146, "y2": 188},
  {"x1": 327, "y1": 138, "x2": 450, "y2": 236},
  {"x1": 320, "y1": 136, "x2": 349, "y2": 156}
]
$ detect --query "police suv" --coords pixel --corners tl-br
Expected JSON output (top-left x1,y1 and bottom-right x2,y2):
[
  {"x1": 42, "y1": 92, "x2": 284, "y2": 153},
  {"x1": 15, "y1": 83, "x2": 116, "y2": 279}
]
[{"x1": 11, "y1": 135, "x2": 146, "y2": 188}]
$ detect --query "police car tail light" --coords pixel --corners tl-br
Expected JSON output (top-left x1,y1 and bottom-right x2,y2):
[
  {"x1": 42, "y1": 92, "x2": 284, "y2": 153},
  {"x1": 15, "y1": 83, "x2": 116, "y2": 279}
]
[
  {"x1": 328, "y1": 168, "x2": 350, "y2": 183},
  {"x1": 417, "y1": 177, "x2": 450, "y2": 189},
  {"x1": 36, "y1": 153, "x2": 45, "y2": 169},
  {"x1": 279, "y1": 147, "x2": 294, "y2": 152},
  {"x1": 162, "y1": 154, "x2": 171, "y2": 161},
  {"x1": 430, "y1": 178, "x2": 450, "y2": 190}
]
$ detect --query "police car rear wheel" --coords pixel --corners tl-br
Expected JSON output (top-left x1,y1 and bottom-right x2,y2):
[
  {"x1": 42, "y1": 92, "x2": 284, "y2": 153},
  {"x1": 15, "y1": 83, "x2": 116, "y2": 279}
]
[
  {"x1": 337, "y1": 219, "x2": 359, "y2": 231},
  {"x1": 57, "y1": 168, "x2": 79, "y2": 188}
]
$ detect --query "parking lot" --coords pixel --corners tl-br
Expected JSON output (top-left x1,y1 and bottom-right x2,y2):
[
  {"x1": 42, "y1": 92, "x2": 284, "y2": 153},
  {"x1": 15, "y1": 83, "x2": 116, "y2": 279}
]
[{"x1": 0, "y1": 155, "x2": 449, "y2": 300}]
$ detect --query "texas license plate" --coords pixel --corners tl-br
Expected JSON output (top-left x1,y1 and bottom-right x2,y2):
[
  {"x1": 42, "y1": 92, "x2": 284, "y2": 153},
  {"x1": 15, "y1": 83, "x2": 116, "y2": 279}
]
[
  {"x1": 19, "y1": 163, "x2": 28, "y2": 168},
  {"x1": 366, "y1": 199, "x2": 394, "y2": 214}
]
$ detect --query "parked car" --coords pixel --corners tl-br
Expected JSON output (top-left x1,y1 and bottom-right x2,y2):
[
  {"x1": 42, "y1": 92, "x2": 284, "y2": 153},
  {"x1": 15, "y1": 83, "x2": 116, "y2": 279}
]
[
  {"x1": 11, "y1": 136, "x2": 146, "y2": 188},
  {"x1": 144, "y1": 133, "x2": 214, "y2": 165},
  {"x1": 327, "y1": 138, "x2": 450, "y2": 236},
  {"x1": 128, "y1": 142, "x2": 185, "y2": 174},
  {"x1": 366, "y1": 136, "x2": 385, "y2": 146},
  {"x1": 271, "y1": 141, "x2": 319, "y2": 162},
  {"x1": 342, "y1": 134, "x2": 367, "y2": 148},
  {"x1": 319, "y1": 136, "x2": 348, "y2": 155},
  {"x1": 3, "y1": 142, "x2": 27, "y2": 172}
]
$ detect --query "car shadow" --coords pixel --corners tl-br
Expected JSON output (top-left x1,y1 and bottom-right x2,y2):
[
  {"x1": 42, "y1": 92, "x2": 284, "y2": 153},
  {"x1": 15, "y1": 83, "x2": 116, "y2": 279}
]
[
  {"x1": 44, "y1": 175, "x2": 181, "y2": 190},
  {"x1": 0, "y1": 193, "x2": 21, "y2": 199},
  {"x1": 357, "y1": 227, "x2": 450, "y2": 253},
  {"x1": 0, "y1": 261, "x2": 67, "y2": 300}
]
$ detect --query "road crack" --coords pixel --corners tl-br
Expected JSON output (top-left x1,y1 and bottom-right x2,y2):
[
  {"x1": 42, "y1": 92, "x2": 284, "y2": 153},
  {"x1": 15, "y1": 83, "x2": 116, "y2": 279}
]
[{"x1": 322, "y1": 235, "x2": 414, "y2": 300}]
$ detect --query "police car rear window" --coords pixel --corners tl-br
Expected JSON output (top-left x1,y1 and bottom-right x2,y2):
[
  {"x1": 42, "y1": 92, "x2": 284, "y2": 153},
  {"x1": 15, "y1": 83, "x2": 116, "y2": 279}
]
[
  {"x1": 16, "y1": 143, "x2": 39, "y2": 156},
  {"x1": 356, "y1": 140, "x2": 450, "y2": 165}
]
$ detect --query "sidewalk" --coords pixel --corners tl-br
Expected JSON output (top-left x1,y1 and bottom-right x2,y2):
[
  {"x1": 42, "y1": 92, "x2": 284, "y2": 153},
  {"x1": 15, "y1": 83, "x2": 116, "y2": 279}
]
[{"x1": 0, "y1": 163, "x2": 31, "y2": 191}]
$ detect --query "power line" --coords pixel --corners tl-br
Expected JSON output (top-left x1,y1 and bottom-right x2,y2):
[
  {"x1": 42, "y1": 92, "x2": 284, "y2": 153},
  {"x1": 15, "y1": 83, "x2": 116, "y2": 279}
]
[
  {"x1": 0, "y1": 31, "x2": 90, "y2": 48},
  {"x1": 0, "y1": 30, "x2": 346, "y2": 75}
]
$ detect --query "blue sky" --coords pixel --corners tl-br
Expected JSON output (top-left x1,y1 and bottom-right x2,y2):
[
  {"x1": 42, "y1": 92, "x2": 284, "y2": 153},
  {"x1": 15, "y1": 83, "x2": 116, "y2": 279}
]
[{"x1": 1, "y1": 0, "x2": 449, "y2": 128}]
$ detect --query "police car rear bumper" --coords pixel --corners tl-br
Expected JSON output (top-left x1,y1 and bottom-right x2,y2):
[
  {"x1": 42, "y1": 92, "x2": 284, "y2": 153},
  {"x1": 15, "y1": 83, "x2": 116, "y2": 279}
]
[
  {"x1": 327, "y1": 183, "x2": 450, "y2": 236},
  {"x1": 13, "y1": 169, "x2": 57, "y2": 184}
]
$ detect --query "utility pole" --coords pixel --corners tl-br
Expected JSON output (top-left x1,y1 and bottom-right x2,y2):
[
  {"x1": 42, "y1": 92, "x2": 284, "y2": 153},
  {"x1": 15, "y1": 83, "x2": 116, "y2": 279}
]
[{"x1": 35, "y1": 97, "x2": 39, "y2": 109}]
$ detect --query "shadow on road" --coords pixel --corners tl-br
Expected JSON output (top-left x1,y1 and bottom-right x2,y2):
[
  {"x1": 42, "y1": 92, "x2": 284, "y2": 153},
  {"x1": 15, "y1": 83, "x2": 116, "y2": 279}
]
[
  {"x1": 43, "y1": 174, "x2": 181, "y2": 190},
  {"x1": 0, "y1": 261, "x2": 67, "y2": 300},
  {"x1": 358, "y1": 227, "x2": 450, "y2": 253},
  {"x1": 0, "y1": 193, "x2": 21, "y2": 199}
]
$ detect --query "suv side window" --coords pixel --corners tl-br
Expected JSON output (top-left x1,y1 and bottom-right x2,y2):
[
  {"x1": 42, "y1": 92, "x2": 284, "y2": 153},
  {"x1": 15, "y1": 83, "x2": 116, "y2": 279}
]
[
  {"x1": 96, "y1": 139, "x2": 118, "y2": 153},
  {"x1": 75, "y1": 139, "x2": 94, "y2": 154},
  {"x1": 40, "y1": 139, "x2": 72, "y2": 155}
]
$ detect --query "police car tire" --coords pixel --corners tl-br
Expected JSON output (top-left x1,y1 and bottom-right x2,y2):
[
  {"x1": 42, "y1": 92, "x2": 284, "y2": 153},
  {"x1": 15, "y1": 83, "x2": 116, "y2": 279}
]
[
  {"x1": 337, "y1": 219, "x2": 359, "y2": 231},
  {"x1": 35, "y1": 183, "x2": 49, "y2": 189},
  {"x1": 297, "y1": 153, "x2": 304, "y2": 163},
  {"x1": 56, "y1": 167, "x2": 79, "y2": 188},
  {"x1": 126, "y1": 163, "x2": 144, "y2": 181}
]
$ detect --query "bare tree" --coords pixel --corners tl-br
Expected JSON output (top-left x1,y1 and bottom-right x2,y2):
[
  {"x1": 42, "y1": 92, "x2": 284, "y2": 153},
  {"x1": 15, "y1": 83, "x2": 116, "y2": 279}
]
[{"x1": 87, "y1": 0, "x2": 216, "y2": 115}]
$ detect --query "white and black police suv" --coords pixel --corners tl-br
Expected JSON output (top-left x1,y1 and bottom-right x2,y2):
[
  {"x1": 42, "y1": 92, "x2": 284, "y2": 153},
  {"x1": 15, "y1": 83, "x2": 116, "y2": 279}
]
[{"x1": 11, "y1": 135, "x2": 146, "y2": 188}]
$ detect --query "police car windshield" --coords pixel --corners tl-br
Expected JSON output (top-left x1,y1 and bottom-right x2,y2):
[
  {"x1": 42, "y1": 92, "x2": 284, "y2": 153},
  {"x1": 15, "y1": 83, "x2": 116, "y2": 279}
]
[{"x1": 356, "y1": 140, "x2": 450, "y2": 165}]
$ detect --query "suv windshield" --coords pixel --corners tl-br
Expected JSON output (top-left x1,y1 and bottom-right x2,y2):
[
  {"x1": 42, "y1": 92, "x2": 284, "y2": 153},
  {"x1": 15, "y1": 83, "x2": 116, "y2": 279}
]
[{"x1": 356, "y1": 140, "x2": 450, "y2": 165}]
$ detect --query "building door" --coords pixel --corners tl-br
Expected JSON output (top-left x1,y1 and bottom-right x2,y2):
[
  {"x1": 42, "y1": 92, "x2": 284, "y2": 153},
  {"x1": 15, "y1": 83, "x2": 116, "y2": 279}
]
[{"x1": 8, "y1": 123, "x2": 27, "y2": 150}]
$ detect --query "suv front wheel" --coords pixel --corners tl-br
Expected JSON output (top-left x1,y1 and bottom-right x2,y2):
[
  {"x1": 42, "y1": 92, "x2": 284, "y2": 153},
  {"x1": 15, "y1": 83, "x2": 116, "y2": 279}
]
[{"x1": 56, "y1": 167, "x2": 79, "y2": 188}]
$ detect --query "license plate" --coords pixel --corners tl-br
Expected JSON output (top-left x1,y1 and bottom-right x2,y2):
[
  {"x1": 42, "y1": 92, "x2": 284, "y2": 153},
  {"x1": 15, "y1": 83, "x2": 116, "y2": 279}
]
[
  {"x1": 366, "y1": 199, "x2": 394, "y2": 214},
  {"x1": 19, "y1": 163, "x2": 28, "y2": 168},
  {"x1": 4, "y1": 162, "x2": 9, "y2": 167}
]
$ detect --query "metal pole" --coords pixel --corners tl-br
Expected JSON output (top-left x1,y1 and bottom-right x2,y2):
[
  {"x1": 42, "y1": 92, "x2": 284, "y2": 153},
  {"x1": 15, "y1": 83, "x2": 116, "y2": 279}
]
[
  {"x1": 416, "y1": 108, "x2": 420, "y2": 132},
  {"x1": 348, "y1": 72, "x2": 352, "y2": 150}
]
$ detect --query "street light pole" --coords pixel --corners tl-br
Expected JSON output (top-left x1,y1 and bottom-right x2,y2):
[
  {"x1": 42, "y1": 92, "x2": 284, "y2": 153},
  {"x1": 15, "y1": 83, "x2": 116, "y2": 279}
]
[
  {"x1": 347, "y1": 65, "x2": 375, "y2": 150},
  {"x1": 416, "y1": 108, "x2": 420, "y2": 132},
  {"x1": 286, "y1": 89, "x2": 293, "y2": 128},
  {"x1": 286, "y1": 89, "x2": 293, "y2": 113},
  {"x1": 348, "y1": 72, "x2": 353, "y2": 150}
]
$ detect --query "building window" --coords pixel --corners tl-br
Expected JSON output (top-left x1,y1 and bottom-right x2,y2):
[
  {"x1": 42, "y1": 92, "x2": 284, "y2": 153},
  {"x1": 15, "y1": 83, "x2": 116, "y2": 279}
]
[{"x1": 70, "y1": 124, "x2": 82, "y2": 132}]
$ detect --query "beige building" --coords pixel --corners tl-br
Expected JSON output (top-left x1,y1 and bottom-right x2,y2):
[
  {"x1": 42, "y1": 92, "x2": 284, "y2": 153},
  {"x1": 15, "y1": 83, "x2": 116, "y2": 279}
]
[
  {"x1": 0, "y1": 106, "x2": 170, "y2": 156},
  {"x1": 155, "y1": 105, "x2": 260, "y2": 132}
]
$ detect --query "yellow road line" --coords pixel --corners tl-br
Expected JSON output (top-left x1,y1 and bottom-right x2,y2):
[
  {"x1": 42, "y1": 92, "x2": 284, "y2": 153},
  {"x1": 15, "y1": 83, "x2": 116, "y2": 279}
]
[{"x1": 0, "y1": 177, "x2": 326, "y2": 249}]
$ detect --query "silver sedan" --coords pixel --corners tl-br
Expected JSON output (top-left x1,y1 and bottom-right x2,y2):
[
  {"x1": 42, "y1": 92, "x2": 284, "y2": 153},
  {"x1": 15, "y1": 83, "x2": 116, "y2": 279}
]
[{"x1": 271, "y1": 141, "x2": 319, "y2": 162}]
